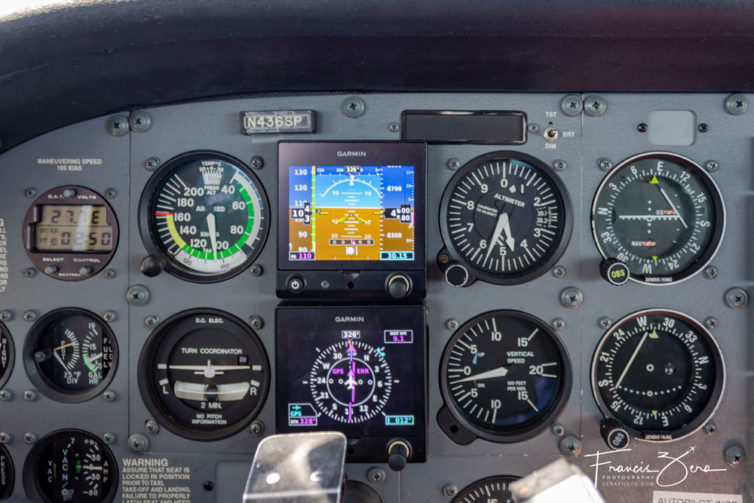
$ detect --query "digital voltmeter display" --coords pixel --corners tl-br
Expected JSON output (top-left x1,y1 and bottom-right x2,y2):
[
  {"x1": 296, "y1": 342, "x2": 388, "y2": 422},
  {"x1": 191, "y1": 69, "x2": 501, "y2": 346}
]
[
  {"x1": 286, "y1": 164, "x2": 416, "y2": 262},
  {"x1": 35, "y1": 205, "x2": 114, "y2": 252}
]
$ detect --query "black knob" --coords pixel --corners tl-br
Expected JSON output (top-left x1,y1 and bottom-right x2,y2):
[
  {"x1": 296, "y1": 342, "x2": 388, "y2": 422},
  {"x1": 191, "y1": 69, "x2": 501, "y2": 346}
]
[
  {"x1": 140, "y1": 255, "x2": 165, "y2": 277},
  {"x1": 444, "y1": 263, "x2": 471, "y2": 287},
  {"x1": 286, "y1": 275, "x2": 305, "y2": 294},
  {"x1": 386, "y1": 274, "x2": 411, "y2": 299},
  {"x1": 600, "y1": 258, "x2": 630, "y2": 286},
  {"x1": 600, "y1": 418, "x2": 630, "y2": 450},
  {"x1": 387, "y1": 439, "x2": 411, "y2": 471}
]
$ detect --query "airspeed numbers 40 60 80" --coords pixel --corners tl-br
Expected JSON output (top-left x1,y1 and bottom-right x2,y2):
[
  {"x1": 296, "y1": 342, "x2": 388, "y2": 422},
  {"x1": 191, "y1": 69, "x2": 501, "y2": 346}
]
[{"x1": 140, "y1": 152, "x2": 268, "y2": 282}]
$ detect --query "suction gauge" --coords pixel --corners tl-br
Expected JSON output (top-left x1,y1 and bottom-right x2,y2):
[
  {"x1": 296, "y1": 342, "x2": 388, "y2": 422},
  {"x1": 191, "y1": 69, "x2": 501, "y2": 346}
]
[
  {"x1": 591, "y1": 152, "x2": 724, "y2": 284},
  {"x1": 439, "y1": 310, "x2": 571, "y2": 444},
  {"x1": 440, "y1": 152, "x2": 572, "y2": 285},
  {"x1": 138, "y1": 309, "x2": 270, "y2": 440},
  {"x1": 24, "y1": 430, "x2": 117, "y2": 503},
  {"x1": 139, "y1": 152, "x2": 269, "y2": 282}
]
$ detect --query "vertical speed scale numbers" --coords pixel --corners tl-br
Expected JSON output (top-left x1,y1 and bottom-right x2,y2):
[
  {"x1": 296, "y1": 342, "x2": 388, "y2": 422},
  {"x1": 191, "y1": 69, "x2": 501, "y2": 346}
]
[
  {"x1": 439, "y1": 311, "x2": 571, "y2": 444},
  {"x1": 139, "y1": 152, "x2": 269, "y2": 282},
  {"x1": 440, "y1": 152, "x2": 572, "y2": 286}
]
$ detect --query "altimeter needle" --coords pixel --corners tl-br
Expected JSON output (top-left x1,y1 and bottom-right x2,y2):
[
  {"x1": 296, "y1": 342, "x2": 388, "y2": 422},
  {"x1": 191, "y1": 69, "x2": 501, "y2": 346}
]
[
  {"x1": 452, "y1": 366, "x2": 509, "y2": 384},
  {"x1": 485, "y1": 212, "x2": 515, "y2": 262}
]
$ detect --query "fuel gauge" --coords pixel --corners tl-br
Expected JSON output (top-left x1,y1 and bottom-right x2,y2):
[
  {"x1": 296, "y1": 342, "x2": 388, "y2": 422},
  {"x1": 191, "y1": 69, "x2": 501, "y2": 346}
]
[{"x1": 24, "y1": 309, "x2": 117, "y2": 402}]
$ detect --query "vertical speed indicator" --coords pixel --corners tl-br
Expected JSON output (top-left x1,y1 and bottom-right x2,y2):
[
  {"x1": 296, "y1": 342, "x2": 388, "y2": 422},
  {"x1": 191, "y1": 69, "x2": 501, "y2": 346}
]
[
  {"x1": 439, "y1": 152, "x2": 572, "y2": 285},
  {"x1": 139, "y1": 152, "x2": 269, "y2": 282}
]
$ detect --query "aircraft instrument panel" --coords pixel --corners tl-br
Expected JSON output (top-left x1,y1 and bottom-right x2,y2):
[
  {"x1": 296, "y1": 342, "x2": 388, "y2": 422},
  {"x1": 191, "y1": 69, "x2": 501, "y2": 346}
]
[{"x1": 0, "y1": 93, "x2": 751, "y2": 503}]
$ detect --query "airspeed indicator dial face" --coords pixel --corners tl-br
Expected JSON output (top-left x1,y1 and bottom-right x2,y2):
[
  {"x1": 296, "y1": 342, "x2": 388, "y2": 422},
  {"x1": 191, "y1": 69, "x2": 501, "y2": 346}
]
[
  {"x1": 440, "y1": 152, "x2": 572, "y2": 285},
  {"x1": 591, "y1": 309, "x2": 725, "y2": 441},
  {"x1": 591, "y1": 152, "x2": 724, "y2": 284},
  {"x1": 140, "y1": 152, "x2": 268, "y2": 282}
]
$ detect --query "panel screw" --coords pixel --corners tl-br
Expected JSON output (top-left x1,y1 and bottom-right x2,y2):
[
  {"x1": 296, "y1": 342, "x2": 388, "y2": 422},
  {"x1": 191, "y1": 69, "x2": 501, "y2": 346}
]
[
  {"x1": 250, "y1": 156, "x2": 264, "y2": 170},
  {"x1": 598, "y1": 317, "x2": 613, "y2": 330},
  {"x1": 129, "y1": 111, "x2": 152, "y2": 133},
  {"x1": 552, "y1": 319, "x2": 566, "y2": 331},
  {"x1": 23, "y1": 310, "x2": 37, "y2": 322},
  {"x1": 107, "y1": 115, "x2": 130, "y2": 136},
  {"x1": 724, "y1": 94, "x2": 748, "y2": 115},
  {"x1": 103, "y1": 433, "x2": 116, "y2": 444},
  {"x1": 203, "y1": 481, "x2": 215, "y2": 492},
  {"x1": 23, "y1": 267, "x2": 37, "y2": 278},
  {"x1": 724, "y1": 287, "x2": 748, "y2": 309},
  {"x1": 723, "y1": 445, "x2": 745, "y2": 467},
  {"x1": 698, "y1": 123, "x2": 709, "y2": 133},
  {"x1": 442, "y1": 484, "x2": 458, "y2": 497},
  {"x1": 702, "y1": 422, "x2": 717, "y2": 436},
  {"x1": 24, "y1": 432, "x2": 37, "y2": 444},
  {"x1": 249, "y1": 421, "x2": 265, "y2": 436},
  {"x1": 367, "y1": 467, "x2": 386, "y2": 483},
  {"x1": 0, "y1": 432, "x2": 10, "y2": 444},
  {"x1": 145, "y1": 157, "x2": 161, "y2": 170},
  {"x1": 105, "y1": 188, "x2": 117, "y2": 199},
  {"x1": 0, "y1": 310, "x2": 13, "y2": 322},
  {"x1": 0, "y1": 390, "x2": 11, "y2": 401},
  {"x1": 102, "y1": 390, "x2": 116, "y2": 401},
  {"x1": 144, "y1": 315, "x2": 160, "y2": 329},
  {"x1": 342, "y1": 96, "x2": 366, "y2": 118},
  {"x1": 584, "y1": 95, "x2": 607, "y2": 117},
  {"x1": 552, "y1": 160, "x2": 567, "y2": 171},
  {"x1": 23, "y1": 389, "x2": 36, "y2": 401},
  {"x1": 637, "y1": 123, "x2": 648, "y2": 133},
  {"x1": 388, "y1": 122, "x2": 400, "y2": 133},
  {"x1": 445, "y1": 319, "x2": 460, "y2": 331},
  {"x1": 704, "y1": 317, "x2": 718, "y2": 330},
  {"x1": 528, "y1": 123, "x2": 540, "y2": 134},
  {"x1": 103, "y1": 269, "x2": 116, "y2": 279},
  {"x1": 598, "y1": 158, "x2": 613, "y2": 171},
  {"x1": 560, "y1": 287, "x2": 584, "y2": 308},
  {"x1": 103, "y1": 311, "x2": 117, "y2": 323},
  {"x1": 24, "y1": 188, "x2": 38, "y2": 198},
  {"x1": 703, "y1": 265, "x2": 718, "y2": 279},
  {"x1": 438, "y1": 253, "x2": 450, "y2": 265},
  {"x1": 704, "y1": 160, "x2": 719, "y2": 173},
  {"x1": 249, "y1": 264, "x2": 264, "y2": 276},
  {"x1": 62, "y1": 188, "x2": 76, "y2": 198},
  {"x1": 447, "y1": 158, "x2": 461, "y2": 171},
  {"x1": 551, "y1": 423, "x2": 565, "y2": 436},
  {"x1": 126, "y1": 285, "x2": 150, "y2": 306},
  {"x1": 551, "y1": 265, "x2": 566, "y2": 278},
  {"x1": 249, "y1": 315, "x2": 264, "y2": 330},
  {"x1": 145, "y1": 420, "x2": 160, "y2": 434},
  {"x1": 127, "y1": 433, "x2": 149, "y2": 453},
  {"x1": 559, "y1": 435, "x2": 582, "y2": 457},
  {"x1": 560, "y1": 94, "x2": 583, "y2": 117}
]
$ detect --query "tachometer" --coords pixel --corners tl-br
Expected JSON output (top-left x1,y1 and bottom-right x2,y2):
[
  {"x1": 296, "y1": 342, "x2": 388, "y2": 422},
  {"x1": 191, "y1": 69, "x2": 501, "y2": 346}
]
[
  {"x1": 453, "y1": 476, "x2": 517, "y2": 503},
  {"x1": 139, "y1": 152, "x2": 269, "y2": 282},
  {"x1": 439, "y1": 310, "x2": 571, "y2": 443},
  {"x1": 138, "y1": 309, "x2": 270, "y2": 440},
  {"x1": 24, "y1": 430, "x2": 117, "y2": 503},
  {"x1": 439, "y1": 152, "x2": 572, "y2": 285},
  {"x1": 591, "y1": 152, "x2": 724, "y2": 284},
  {"x1": 24, "y1": 309, "x2": 118, "y2": 403},
  {"x1": 591, "y1": 309, "x2": 724, "y2": 441}
]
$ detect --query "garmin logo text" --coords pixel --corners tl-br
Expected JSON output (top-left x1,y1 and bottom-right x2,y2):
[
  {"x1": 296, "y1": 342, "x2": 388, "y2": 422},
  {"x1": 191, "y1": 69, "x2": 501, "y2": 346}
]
[
  {"x1": 335, "y1": 316, "x2": 365, "y2": 323},
  {"x1": 337, "y1": 151, "x2": 367, "y2": 157}
]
